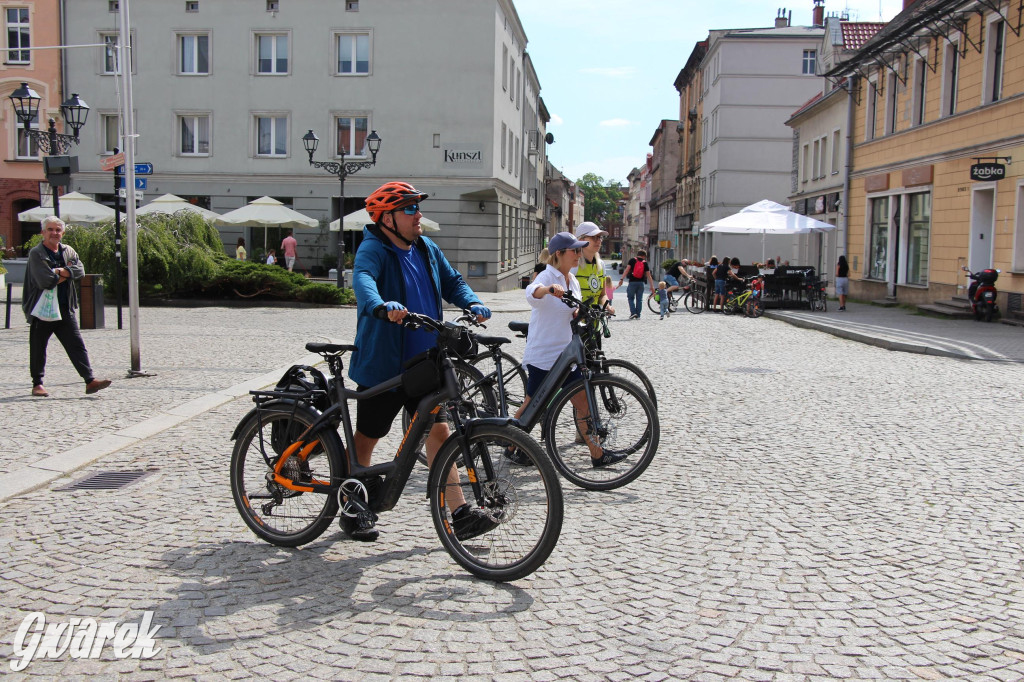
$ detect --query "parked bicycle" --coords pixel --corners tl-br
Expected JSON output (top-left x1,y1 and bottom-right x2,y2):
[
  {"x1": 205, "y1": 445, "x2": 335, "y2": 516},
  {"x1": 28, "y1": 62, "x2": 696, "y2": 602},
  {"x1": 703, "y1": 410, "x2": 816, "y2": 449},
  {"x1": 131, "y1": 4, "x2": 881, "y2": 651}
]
[
  {"x1": 722, "y1": 277, "x2": 764, "y2": 318},
  {"x1": 229, "y1": 311, "x2": 563, "y2": 582},
  {"x1": 806, "y1": 276, "x2": 828, "y2": 312}
]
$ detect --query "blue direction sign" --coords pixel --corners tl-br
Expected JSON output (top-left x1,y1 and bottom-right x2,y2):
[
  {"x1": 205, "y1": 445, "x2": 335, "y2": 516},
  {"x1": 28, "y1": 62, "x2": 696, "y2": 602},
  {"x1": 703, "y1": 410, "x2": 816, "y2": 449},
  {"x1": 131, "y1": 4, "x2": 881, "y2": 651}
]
[
  {"x1": 115, "y1": 177, "x2": 148, "y2": 190},
  {"x1": 114, "y1": 162, "x2": 154, "y2": 175}
]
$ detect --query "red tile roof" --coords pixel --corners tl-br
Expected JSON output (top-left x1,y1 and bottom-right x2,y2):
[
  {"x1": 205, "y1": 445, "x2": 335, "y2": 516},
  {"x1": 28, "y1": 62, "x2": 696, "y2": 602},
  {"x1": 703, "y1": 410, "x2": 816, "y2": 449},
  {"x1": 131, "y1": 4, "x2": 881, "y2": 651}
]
[{"x1": 841, "y1": 22, "x2": 886, "y2": 50}]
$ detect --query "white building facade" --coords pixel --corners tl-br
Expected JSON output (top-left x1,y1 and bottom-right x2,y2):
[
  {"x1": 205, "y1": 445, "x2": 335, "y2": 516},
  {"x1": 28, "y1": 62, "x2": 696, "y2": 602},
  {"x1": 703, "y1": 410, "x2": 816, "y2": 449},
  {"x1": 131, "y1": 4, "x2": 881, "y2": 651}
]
[{"x1": 64, "y1": 0, "x2": 546, "y2": 291}]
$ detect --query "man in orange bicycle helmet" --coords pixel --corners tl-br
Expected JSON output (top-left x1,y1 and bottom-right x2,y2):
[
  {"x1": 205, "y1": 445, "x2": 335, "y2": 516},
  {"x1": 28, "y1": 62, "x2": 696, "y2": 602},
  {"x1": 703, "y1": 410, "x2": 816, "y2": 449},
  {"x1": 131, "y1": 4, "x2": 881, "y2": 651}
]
[{"x1": 345, "y1": 180, "x2": 494, "y2": 542}]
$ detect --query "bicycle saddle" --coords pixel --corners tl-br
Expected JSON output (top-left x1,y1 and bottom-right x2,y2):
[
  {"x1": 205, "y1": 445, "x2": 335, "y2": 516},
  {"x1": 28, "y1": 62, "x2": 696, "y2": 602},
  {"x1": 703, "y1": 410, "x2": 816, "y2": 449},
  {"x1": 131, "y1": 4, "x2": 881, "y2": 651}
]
[
  {"x1": 474, "y1": 334, "x2": 511, "y2": 347},
  {"x1": 508, "y1": 321, "x2": 529, "y2": 335},
  {"x1": 305, "y1": 342, "x2": 357, "y2": 354}
]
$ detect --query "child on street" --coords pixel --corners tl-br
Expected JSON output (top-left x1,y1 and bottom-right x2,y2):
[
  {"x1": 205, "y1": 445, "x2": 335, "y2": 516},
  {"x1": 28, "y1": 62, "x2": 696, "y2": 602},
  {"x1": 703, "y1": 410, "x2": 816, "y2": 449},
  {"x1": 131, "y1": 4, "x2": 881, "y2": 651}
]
[{"x1": 656, "y1": 281, "x2": 670, "y2": 319}]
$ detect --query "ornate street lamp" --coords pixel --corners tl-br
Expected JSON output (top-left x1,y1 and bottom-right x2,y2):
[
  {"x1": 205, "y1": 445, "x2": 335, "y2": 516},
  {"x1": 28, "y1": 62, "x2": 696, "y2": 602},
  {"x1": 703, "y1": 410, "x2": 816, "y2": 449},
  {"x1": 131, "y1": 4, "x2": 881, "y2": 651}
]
[
  {"x1": 303, "y1": 128, "x2": 381, "y2": 288},
  {"x1": 9, "y1": 82, "x2": 90, "y2": 218}
]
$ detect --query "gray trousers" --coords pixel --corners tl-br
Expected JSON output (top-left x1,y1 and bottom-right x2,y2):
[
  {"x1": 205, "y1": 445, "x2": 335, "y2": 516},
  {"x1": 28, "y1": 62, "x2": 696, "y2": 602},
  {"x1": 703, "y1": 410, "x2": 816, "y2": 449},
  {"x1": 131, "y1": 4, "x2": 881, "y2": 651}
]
[{"x1": 29, "y1": 314, "x2": 94, "y2": 386}]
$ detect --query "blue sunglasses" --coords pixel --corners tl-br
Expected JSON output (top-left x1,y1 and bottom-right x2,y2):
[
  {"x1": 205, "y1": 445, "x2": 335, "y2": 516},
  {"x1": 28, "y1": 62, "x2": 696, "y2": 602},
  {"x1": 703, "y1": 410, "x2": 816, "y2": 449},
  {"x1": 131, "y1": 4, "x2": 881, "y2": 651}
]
[{"x1": 399, "y1": 204, "x2": 420, "y2": 215}]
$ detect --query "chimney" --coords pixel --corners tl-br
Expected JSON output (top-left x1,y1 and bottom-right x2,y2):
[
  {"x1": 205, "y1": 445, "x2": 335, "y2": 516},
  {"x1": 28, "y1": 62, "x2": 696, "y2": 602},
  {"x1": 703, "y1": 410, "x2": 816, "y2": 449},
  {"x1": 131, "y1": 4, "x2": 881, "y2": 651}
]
[
  {"x1": 775, "y1": 7, "x2": 791, "y2": 27},
  {"x1": 812, "y1": 0, "x2": 825, "y2": 27}
]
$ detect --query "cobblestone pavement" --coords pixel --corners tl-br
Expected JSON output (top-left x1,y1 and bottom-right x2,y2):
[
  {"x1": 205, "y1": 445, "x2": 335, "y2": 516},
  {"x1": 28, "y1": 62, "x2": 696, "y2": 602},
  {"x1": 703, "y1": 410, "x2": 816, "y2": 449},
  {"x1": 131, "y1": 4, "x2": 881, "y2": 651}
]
[{"x1": 3, "y1": 300, "x2": 1024, "y2": 680}]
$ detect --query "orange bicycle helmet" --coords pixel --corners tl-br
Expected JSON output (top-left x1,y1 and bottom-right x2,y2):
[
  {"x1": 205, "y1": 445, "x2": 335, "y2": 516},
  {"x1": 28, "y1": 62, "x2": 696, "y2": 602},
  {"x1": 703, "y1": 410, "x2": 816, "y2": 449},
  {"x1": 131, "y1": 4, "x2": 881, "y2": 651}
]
[{"x1": 365, "y1": 181, "x2": 429, "y2": 223}]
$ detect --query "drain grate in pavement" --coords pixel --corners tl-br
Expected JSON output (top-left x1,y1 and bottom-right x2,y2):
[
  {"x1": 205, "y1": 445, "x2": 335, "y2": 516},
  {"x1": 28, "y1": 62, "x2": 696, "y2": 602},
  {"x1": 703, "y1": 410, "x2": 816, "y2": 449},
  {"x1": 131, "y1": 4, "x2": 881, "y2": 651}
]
[
  {"x1": 728, "y1": 367, "x2": 776, "y2": 374},
  {"x1": 57, "y1": 470, "x2": 156, "y2": 491}
]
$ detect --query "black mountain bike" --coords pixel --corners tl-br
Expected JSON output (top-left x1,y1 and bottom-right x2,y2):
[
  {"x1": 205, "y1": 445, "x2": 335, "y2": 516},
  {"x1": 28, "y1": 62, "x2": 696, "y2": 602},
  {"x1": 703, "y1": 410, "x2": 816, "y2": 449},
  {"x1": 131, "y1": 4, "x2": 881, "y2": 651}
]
[{"x1": 229, "y1": 312, "x2": 563, "y2": 582}]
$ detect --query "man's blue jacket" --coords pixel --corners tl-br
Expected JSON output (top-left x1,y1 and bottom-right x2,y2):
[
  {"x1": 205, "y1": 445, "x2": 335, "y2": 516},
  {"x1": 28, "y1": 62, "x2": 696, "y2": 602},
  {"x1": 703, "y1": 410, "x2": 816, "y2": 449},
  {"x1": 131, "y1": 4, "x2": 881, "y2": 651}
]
[{"x1": 349, "y1": 225, "x2": 482, "y2": 387}]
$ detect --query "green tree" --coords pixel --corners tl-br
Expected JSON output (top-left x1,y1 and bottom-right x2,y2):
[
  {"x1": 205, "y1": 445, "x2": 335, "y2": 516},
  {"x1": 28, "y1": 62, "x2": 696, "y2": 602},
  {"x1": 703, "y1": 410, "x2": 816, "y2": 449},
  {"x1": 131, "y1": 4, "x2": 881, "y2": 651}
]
[{"x1": 576, "y1": 173, "x2": 622, "y2": 226}]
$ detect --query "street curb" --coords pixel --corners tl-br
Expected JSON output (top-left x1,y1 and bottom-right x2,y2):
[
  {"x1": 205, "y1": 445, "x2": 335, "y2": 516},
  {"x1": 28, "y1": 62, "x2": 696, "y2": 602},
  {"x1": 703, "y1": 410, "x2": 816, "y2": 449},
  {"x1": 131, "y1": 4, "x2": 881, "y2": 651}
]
[
  {"x1": 0, "y1": 352, "x2": 322, "y2": 503},
  {"x1": 763, "y1": 311, "x2": 968, "y2": 360}
]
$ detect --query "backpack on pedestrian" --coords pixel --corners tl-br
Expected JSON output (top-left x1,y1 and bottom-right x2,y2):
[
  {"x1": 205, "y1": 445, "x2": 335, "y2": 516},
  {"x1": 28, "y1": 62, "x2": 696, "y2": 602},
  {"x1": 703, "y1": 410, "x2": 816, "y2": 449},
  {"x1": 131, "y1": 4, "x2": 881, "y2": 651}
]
[{"x1": 630, "y1": 258, "x2": 646, "y2": 280}]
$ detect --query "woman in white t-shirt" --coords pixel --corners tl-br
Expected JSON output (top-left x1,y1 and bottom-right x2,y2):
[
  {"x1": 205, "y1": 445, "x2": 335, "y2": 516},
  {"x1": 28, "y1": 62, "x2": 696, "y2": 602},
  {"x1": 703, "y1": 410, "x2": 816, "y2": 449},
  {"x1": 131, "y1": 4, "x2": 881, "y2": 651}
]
[{"x1": 510, "y1": 232, "x2": 626, "y2": 468}]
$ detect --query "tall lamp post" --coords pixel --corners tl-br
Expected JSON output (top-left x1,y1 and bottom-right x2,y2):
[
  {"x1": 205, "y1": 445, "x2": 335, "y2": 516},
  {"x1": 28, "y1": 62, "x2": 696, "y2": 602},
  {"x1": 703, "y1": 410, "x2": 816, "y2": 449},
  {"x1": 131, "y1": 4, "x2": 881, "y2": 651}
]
[
  {"x1": 302, "y1": 128, "x2": 381, "y2": 288},
  {"x1": 9, "y1": 83, "x2": 89, "y2": 218}
]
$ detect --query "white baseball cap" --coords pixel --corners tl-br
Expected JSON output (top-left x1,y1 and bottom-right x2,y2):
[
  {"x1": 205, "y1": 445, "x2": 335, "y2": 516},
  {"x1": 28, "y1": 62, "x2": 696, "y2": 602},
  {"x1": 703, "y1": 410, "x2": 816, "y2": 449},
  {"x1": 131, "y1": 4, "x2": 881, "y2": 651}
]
[{"x1": 575, "y1": 221, "x2": 608, "y2": 239}]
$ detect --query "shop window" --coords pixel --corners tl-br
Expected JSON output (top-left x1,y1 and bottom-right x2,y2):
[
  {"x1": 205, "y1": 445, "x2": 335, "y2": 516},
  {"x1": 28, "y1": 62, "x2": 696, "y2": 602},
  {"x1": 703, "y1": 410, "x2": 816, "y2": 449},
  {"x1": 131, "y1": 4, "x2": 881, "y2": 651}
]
[{"x1": 868, "y1": 197, "x2": 889, "y2": 280}]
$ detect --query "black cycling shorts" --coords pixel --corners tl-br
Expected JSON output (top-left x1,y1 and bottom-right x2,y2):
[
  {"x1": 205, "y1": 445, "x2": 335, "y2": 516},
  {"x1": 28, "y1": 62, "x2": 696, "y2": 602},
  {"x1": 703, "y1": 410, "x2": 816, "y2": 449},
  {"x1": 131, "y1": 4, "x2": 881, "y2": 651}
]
[{"x1": 355, "y1": 385, "x2": 445, "y2": 440}]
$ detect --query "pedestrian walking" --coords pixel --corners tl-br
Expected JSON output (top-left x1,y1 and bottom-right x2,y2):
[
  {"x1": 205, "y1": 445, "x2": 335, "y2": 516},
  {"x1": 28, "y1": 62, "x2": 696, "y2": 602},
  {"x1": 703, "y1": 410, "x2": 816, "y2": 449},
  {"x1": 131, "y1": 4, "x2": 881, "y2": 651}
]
[
  {"x1": 23, "y1": 216, "x2": 111, "y2": 397},
  {"x1": 836, "y1": 255, "x2": 850, "y2": 311},
  {"x1": 615, "y1": 249, "x2": 656, "y2": 319},
  {"x1": 656, "y1": 281, "x2": 670, "y2": 319},
  {"x1": 235, "y1": 237, "x2": 246, "y2": 261},
  {"x1": 280, "y1": 231, "x2": 297, "y2": 271}
]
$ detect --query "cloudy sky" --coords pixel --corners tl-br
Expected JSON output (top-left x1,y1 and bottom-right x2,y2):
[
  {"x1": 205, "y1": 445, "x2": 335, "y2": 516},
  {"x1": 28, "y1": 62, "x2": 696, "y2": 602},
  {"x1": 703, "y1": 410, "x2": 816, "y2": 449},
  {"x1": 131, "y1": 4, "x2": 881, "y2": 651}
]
[{"x1": 514, "y1": 0, "x2": 905, "y2": 186}]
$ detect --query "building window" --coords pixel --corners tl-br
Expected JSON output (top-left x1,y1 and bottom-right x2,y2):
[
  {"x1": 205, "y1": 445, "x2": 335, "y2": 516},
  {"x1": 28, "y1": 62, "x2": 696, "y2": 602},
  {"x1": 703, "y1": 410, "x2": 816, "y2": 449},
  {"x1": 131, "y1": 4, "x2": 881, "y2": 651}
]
[
  {"x1": 514, "y1": 136, "x2": 520, "y2": 177},
  {"x1": 185, "y1": 1, "x2": 199, "y2": 11},
  {"x1": 102, "y1": 33, "x2": 134, "y2": 74},
  {"x1": 346, "y1": 1, "x2": 359, "y2": 10},
  {"x1": 15, "y1": 111, "x2": 39, "y2": 159},
  {"x1": 502, "y1": 44, "x2": 508, "y2": 91},
  {"x1": 865, "y1": 79, "x2": 878, "y2": 140},
  {"x1": 943, "y1": 42, "x2": 959, "y2": 116},
  {"x1": 1015, "y1": 184, "x2": 1024, "y2": 271},
  {"x1": 508, "y1": 129, "x2": 514, "y2": 175},
  {"x1": 179, "y1": 114, "x2": 210, "y2": 155},
  {"x1": 906, "y1": 192, "x2": 930, "y2": 285},
  {"x1": 818, "y1": 136, "x2": 828, "y2": 179},
  {"x1": 256, "y1": 115, "x2": 287, "y2": 156},
  {"x1": 335, "y1": 115, "x2": 368, "y2": 157},
  {"x1": 885, "y1": 71, "x2": 898, "y2": 135},
  {"x1": 912, "y1": 57, "x2": 927, "y2": 126},
  {"x1": 812, "y1": 139, "x2": 820, "y2": 180},
  {"x1": 109, "y1": 1, "x2": 119, "y2": 11},
  {"x1": 266, "y1": 0, "x2": 278, "y2": 10},
  {"x1": 802, "y1": 49, "x2": 816, "y2": 75},
  {"x1": 336, "y1": 32, "x2": 369, "y2": 74},
  {"x1": 102, "y1": 114, "x2": 120, "y2": 153},
  {"x1": 801, "y1": 144, "x2": 809, "y2": 183},
  {"x1": 6, "y1": 8, "x2": 30, "y2": 64},
  {"x1": 830, "y1": 129, "x2": 840, "y2": 174},
  {"x1": 179, "y1": 34, "x2": 209, "y2": 75},
  {"x1": 256, "y1": 34, "x2": 287, "y2": 74},
  {"x1": 985, "y1": 20, "x2": 1005, "y2": 104},
  {"x1": 500, "y1": 122, "x2": 506, "y2": 168},
  {"x1": 516, "y1": 68, "x2": 521, "y2": 109},
  {"x1": 509, "y1": 58, "x2": 515, "y2": 101},
  {"x1": 868, "y1": 196, "x2": 889, "y2": 280}
]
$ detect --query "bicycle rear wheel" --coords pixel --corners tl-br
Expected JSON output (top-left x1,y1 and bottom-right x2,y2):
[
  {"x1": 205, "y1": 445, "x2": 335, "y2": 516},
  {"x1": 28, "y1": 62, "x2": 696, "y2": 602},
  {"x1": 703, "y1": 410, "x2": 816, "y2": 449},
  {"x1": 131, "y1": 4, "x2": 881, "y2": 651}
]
[
  {"x1": 429, "y1": 425, "x2": 563, "y2": 582},
  {"x1": 594, "y1": 357, "x2": 657, "y2": 407},
  {"x1": 471, "y1": 349, "x2": 528, "y2": 415},
  {"x1": 230, "y1": 403, "x2": 344, "y2": 547},
  {"x1": 543, "y1": 374, "x2": 659, "y2": 491}
]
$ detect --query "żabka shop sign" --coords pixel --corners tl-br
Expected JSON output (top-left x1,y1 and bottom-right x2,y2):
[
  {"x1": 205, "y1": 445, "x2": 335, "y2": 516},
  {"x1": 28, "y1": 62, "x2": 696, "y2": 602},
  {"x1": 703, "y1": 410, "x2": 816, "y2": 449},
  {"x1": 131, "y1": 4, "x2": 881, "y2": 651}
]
[{"x1": 970, "y1": 163, "x2": 1006, "y2": 181}]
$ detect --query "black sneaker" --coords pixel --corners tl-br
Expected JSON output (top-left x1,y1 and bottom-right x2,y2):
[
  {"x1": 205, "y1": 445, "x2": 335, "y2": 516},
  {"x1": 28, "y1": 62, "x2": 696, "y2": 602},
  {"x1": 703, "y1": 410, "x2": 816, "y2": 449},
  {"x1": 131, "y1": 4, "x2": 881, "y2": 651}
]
[
  {"x1": 339, "y1": 512, "x2": 379, "y2": 542},
  {"x1": 503, "y1": 445, "x2": 534, "y2": 466},
  {"x1": 591, "y1": 450, "x2": 629, "y2": 468},
  {"x1": 452, "y1": 504, "x2": 503, "y2": 540}
]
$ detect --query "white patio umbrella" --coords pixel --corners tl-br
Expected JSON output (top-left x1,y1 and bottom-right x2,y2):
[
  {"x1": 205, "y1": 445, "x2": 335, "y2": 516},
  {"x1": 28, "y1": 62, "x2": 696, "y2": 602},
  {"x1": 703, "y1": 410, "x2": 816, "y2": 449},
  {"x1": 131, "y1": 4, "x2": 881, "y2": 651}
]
[
  {"x1": 137, "y1": 193, "x2": 220, "y2": 221},
  {"x1": 702, "y1": 199, "x2": 836, "y2": 262},
  {"x1": 329, "y1": 208, "x2": 440, "y2": 232},
  {"x1": 215, "y1": 196, "x2": 318, "y2": 252},
  {"x1": 18, "y1": 191, "x2": 116, "y2": 224}
]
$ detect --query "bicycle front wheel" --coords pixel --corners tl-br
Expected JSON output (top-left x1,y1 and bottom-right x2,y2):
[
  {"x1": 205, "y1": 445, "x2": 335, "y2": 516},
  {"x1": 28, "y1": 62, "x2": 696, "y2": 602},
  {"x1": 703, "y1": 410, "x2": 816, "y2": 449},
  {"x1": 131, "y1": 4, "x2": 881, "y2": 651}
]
[
  {"x1": 746, "y1": 297, "x2": 764, "y2": 318},
  {"x1": 646, "y1": 295, "x2": 661, "y2": 314},
  {"x1": 230, "y1": 403, "x2": 344, "y2": 547},
  {"x1": 684, "y1": 291, "x2": 706, "y2": 314},
  {"x1": 543, "y1": 375, "x2": 659, "y2": 491},
  {"x1": 594, "y1": 357, "x2": 657, "y2": 408},
  {"x1": 428, "y1": 425, "x2": 563, "y2": 582}
]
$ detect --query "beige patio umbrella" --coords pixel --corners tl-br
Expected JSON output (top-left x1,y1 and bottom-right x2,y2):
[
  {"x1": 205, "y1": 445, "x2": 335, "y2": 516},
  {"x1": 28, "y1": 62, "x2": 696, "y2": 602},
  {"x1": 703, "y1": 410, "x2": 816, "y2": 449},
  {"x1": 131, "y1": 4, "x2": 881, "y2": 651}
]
[
  {"x1": 18, "y1": 191, "x2": 116, "y2": 224},
  {"x1": 329, "y1": 208, "x2": 440, "y2": 232},
  {"x1": 215, "y1": 196, "x2": 318, "y2": 251},
  {"x1": 137, "y1": 193, "x2": 221, "y2": 220}
]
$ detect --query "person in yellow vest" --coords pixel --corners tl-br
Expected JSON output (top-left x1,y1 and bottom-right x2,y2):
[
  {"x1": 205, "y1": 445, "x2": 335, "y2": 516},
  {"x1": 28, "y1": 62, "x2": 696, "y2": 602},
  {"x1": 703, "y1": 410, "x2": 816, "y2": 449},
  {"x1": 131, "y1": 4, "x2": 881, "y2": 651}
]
[{"x1": 572, "y1": 222, "x2": 614, "y2": 348}]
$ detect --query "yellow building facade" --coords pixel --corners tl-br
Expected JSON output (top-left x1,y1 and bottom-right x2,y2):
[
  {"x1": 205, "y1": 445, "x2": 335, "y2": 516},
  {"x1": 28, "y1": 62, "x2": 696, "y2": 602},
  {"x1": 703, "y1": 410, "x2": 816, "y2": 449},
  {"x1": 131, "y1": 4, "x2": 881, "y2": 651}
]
[{"x1": 831, "y1": 0, "x2": 1024, "y2": 312}]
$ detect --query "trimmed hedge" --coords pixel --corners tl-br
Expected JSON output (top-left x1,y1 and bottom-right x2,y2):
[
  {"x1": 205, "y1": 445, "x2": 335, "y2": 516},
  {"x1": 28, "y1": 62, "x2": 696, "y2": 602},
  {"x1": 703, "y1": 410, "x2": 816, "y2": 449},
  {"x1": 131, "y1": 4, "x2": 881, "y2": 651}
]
[{"x1": 35, "y1": 213, "x2": 353, "y2": 305}]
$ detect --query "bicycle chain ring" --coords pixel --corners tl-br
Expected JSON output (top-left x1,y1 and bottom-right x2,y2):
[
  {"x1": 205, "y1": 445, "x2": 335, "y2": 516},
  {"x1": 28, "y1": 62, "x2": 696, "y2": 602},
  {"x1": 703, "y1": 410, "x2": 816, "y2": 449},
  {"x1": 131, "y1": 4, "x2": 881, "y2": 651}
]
[{"x1": 337, "y1": 478, "x2": 370, "y2": 518}]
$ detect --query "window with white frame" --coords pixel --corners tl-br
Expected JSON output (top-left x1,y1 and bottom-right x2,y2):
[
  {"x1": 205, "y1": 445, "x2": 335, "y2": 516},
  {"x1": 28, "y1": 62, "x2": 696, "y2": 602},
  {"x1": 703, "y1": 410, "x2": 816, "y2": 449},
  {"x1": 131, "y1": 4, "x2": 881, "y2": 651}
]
[
  {"x1": 912, "y1": 56, "x2": 927, "y2": 126},
  {"x1": 102, "y1": 114, "x2": 120, "y2": 154},
  {"x1": 502, "y1": 44, "x2": 508, "y2": 91},
  {"x1": 178, "y1": 33, "x2": 209, "y2": 74},
  {"x1": 256, "y1": 34, "x2": 287, "y2": 74},
  {"x1": 801, "y1": 143, "x2": 809, "y2": 183},
  {"x1": 885, "y1": 70, "x2": 898, "y2": 135},
  {"x1": 508, "y1": 129, "x2": 514, "y2": 174},
  {"x1": 346, "y1": 1, "x2": 359, "y2": 10},
  {"x1": 109, "y1": 1, "x2": 119, "y2": 11},
  {"x1": 179, "y1": 114, "x2": 210, "y2": 155},
  {"x1": 868, "y1": 196, "x2": 889, "y2": 280},
  {"x1": 15, "y1": 111, "x2": 39, "y2": 159},
  {"x1": 6, "y1": 7, "x2": 30, "y2": 63},
  {"x1": 335, "y1": 115, "x2": 368, "y2": 156},
  {"x1": 185, "y1": 1, "x2": 199, "y2": 11},
  {"x1": 701, "y1": 118, "x2": 707, "y2": 150},
  {"x1": 812, "y1": 139, "x2": 820, "y2": 180},
  {"x1": 514, "y1": 136, "x2": 520, "y2": 177},
  {"x1": 985, "y1": 19, "x2": 1005, "y2": 104},
  {"x1": 516, "y1": 68, "x2": 521, "y2": 109},
  {"x1": 509, "y1": 57, "x2": 515, "y2": 101},
  {"x1": 255, "y1": 115, "x2": 287, "y2": 156},
  {"x1": 802, "y1": 49, "x2": 816, "y2": 75},
  {"x1": 865, "y1": 78, "x2": 878, "y2": 140},
  {"x1": 500, "y1": 122, "x2": 506, "y2": 168},
  {"x1": 906, "y1": 192, "x2": 930, "y2": 285},
  {"x1": 336, "y1": 32, "x2": 369, "y2": 74},
  {"x1": 830, "y1": 129, "x2": 840, "y2": 174},
  {"x1": 818, "y1": 136, "x2": 828, "y2": 179},
  {"x1": 943, "y1": 42, "x2": 959, "y2": 116},
  {"x1": 101, "y1": 32, "x2": 134, "y2": 74}
]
